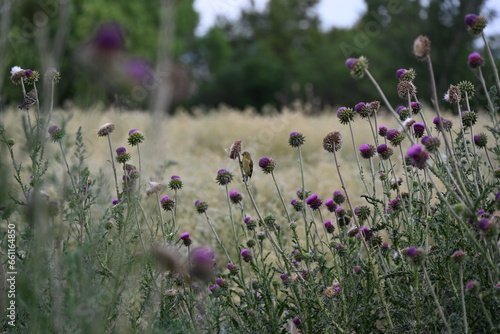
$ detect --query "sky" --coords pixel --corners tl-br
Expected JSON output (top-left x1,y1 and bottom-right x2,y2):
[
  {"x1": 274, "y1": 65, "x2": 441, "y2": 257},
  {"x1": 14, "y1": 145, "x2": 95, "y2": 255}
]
[{"x1": 194, "y1": 0, "x2": 500, "y2": 35}]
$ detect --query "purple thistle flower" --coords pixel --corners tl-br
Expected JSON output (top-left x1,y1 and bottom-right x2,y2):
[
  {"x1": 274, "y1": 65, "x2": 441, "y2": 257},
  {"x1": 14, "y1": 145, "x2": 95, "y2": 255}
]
[
  {"x1": 333, "y1": 190, "x2": 345, "y2": 204},
  {"x1": 353, "y1": 266, "x2": 361, "y2": 274},
  {"x1": 388, "y1": 198, "x2": 402, "y2": 211},
  {"x1": 468, "y1": 52, "x2": 485, "y2": 68},
  {"x1": 305, "y1": 193, "x2": 322, "y2": 210},
  {"x1": 229, "y1": 190, "x2": 243, "y2": 204},
  {"x1": 324, "y1": 220, "x2": 335, "y2": 234},
  {"x1": 180, "y1": 232, "x2": 192, "y2": 247},
  {"x1": 116, "y1": 146, "x2": 127, "y2": 155},
  {"x1": 473, "y1": 133, "x2": 488, "y2": 148},
  {"x1": 292, "y1": 317, "x2": 302, "y2": 326},
  {"x1": 194, "y1": 200, "x2": 208, "y2": 214},
  {"x1": 377, "y1": 144, "x2": 393, "y2": 160},
  {"x1": 407, "y1": 144, "x2": 429, "y2": 169},
  {"x1": 160, "y1": 195, "x2": 175, "y2": 211},
  {"x1": 209, "y1": 284, "x2": 220, "y2": 294},
  {"x1": 359, "y1": 143, "x2": 376, "y2": 159},
  {"x1": 324, "y1": 198, "x2": 337, "y2": 212},
  {"x1": 354, "y1": 102, "x2": 365, "y2": 112},
  {"x1": 215, "y1": 277, "x2": 225, "y2": 287},
  {"x1": 396, "y1": 68, "x2": 407, "y2": 79},
  {"x1": 378, "y1": 125, "x2": 388, "y2": 137},
  {"x1": 465, "y1": 281, "x2": 479, "y2": 292},
  {"x1": 410, "y1": 101, "x2": 422, "y2": 114},
  {"x1": 451, "y1": 250, "x2": 467, "y2": 263},
  {"x1": 112, "y1": 198, "x2": 119, "y2": 205},
  {"x1": 386, "y1": 129, "x2": 405, "y2": 146},
  {"x1": 244, "y1": 216, "x2": 256, "y2": 230},
  {"x1": 345, "y1": 58, "x2": 357, "y2": 69},
  {"x1": 413, "y1": 122, "x2": 425, "y2": 138},
  {"x1": 477, "y1": 218, "x2": 493, "y2": 233},
  {"x1": 216, "y1": 169, "x2": 233, "y2": 186},
  {"x1": 258, "y1": 156, "x2": 276, "y2": 174},
  {"x1": 240, "y1": 248, "x2": 252, "y2": 262},
  {"x1": 280, "y1": 274, "x2": 289, "y2": 282},
  {"x1": 289, "y1": 131, "x2": 305, "y2": 147},
  {"x1": 465, "y1": 14, "x2": 478, "y2": 26},
  {"x1": 93, "y1": 23, "x2": 125, "y2": 53},
  {"x1": 406, "y1": 247, "x2": 419, "y2": 258}
]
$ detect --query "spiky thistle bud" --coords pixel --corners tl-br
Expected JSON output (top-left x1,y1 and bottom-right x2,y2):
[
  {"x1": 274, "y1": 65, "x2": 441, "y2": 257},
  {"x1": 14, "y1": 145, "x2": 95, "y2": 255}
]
[
  {"x1": 323, "y1": 220, "x2": 335, "y2": 234},
  {"x1": 333, "y1": 191, "x2": 345, "y2": 204},
  {"x1": 386, "y1": 129, "x2": 405, "y2": 146},
  {"x1": 378, "y1": 126, "x2": 387, "y2": 137},
  {"x1": 229, "y1": 190, "x2": 243, "y2": 204},
  {"x1": 45, "y1": 67, "x2": 61, "y2": 83},
  {"x1": 290, "y1": 199, "x2": 303, "y2": 212},
  {"x1": 324, "y1": 198, "x2": 337, "y2": 212},
  {"x1": 473, "y1": 133, "x2": 488, "y2": 148},
  {"x1": 396, "y1": 68, "x2": 416, "y2": 81},
  {"x1": 465, "y1": 14, "x2": 488, "y2": 35},
  {"x1": 461, "y1": 110, "x2": 477, "y2": 128},
  {"x1": 258, "y1": 156, "x2": 276, "y2": 174},
  {"x1": 345, "y1": 56, "x2": 368, "y2": 80},
  {"x1": 359, "y1": 143, "x2": 376, "y2": 159},
  {"x1": 421, "y1": 136, "x2": 441, "y2": 153},
  {"x1": 354, "y1": 205, "x2": 371, "y2": 221},
  {"x1": 377, "y1": 144, "x2": 393, "y2": 160},
  {"x1": 396, "y1": 106, "x2": 410, "y2": 121},
  {"x1": 337, "y1": 107, "x2": 355, "y2": 124},
  {"x1": 194, "y1": 200, "x2": 208, "y2": 214},
  {"x1": 128, "y1": 129, "x2": 145, "y2": 146},
  {"x1": 24, "y1": 69, "x2": 40, "y2": 85},
  {"x1": 216, "y1": 169, "x2": 233, "y2": 186},
  {"x1": 48, "y1": 125, "x2": 64, "y2": 142},
  {"x1": 116, "y1": 146, "x2": 131, "y2": 163},
  {"x1": 288, "y1": 131, "x2": 305, "y2": 147},
  {"x1": 160, "y1": 195, "x2": 175, "y2": 211},
  {"x1": 457, "y1": 81, "x2": 475, "y2": 99},
  {"x1": 180, "y1": 232, "x2": 192, "y2": 247},
  {"x1": 410, "y1": 101, "x2": 422, "y2": 114}
]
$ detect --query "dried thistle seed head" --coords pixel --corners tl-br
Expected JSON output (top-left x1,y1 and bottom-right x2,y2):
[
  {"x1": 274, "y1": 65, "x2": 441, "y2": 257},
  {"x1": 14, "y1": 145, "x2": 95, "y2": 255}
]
[
  {"x1": 457, "y1": 81, "x2": 475, "y2": 99},
  {"x1": 413, "y1": 35, "x2": 431, "y2": 60},
  {"x1": 229, "y1": 140, "x2": 242, "y2": 159},
  {"x1": 397, "y1": 81, "x2": 417, "y2": 99},
  {"x1": 97, "y1": 122, "x2": 115, "y2": 137},
  {"x1": 146, "y1": 181, "x2": 163, "y2": 196},
  {"x1": 337, "y1": 107, "x2": 355, "y2": 124},
  {"x1": 10, "y1": 67, "x2": 26, "y2": 85},
  {"x1": 444, "y1": 85, "x2": 461, "y2": 104},
  {"x1": 323, "y1": 131, "x2": 342, "y2": 152},
  {"x1": 288, "y1": 131, "x2": 305, "y2": 147}
]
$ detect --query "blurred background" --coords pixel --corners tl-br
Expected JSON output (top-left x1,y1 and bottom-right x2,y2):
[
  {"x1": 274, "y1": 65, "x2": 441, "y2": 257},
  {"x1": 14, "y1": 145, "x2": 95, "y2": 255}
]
[{"x1": 0, "y1": 0, "x2": 499, "y2": 113}]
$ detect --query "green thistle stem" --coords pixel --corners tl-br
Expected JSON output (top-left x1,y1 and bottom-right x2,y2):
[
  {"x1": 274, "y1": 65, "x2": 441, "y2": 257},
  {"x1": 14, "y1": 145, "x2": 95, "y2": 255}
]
[
  {"x1": 271, "y1": 171, "x2": 292, "y2": 223},
  {"x1": 107, "y1": 135, "x2": 120, "y2": 199},
  {"x1": 155, "y1": 193, "x2": 167, "y2": 244},
  {"x1": 348, "y1": 122, "x2": 370, "y2": 195},
  {"x1": 58, "y1": 141, "x2": 77, "y2": 194},
  {"x1": 225, "y1": 185, "x2": 240, "y2": 249},
  {"x1": 422, "y1": 264, "x2": 451, "y2": 333},
  {"x1": 204, "y1": 211, "x2": 232, "y2": 262},
  {"x1": 481, "y1": 31, "x2": 500, "y2": 94},
  {"x1": 330, "y1": 147, "x2": 394, "y2": 330},
  {"x1": 459, "y1": 264, "x2": 469, "y2": 334}
]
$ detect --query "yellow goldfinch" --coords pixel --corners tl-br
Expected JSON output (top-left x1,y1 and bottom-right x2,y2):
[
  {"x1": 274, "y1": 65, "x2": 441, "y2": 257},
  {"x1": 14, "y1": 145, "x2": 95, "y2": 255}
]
[{"x1": 241, "y1": 151, "x2": 253, "y2": 182}]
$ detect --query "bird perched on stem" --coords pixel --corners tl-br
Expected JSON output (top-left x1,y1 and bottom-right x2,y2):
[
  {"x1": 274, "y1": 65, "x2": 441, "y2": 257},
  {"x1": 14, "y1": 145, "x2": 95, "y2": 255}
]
[
  {"x1": 18, "y1": 89, "x2": 37, "y2": 110},
  {"x1": 241, "y1": 151, "x2": 253, "y2": 182}
]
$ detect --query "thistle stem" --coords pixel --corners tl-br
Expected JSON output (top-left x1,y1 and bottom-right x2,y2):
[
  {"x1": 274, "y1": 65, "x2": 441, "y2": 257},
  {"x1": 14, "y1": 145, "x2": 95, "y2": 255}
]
[
  {"x1": 107, "y1": 135, "x2": 120, "y2": 199},
  {"x1": 459, "y1": 264, "x2": 469, "y2": 334},
  {"x1": 481, "y1": 31, "x2": 500, "y2": 94},
  {"x1": 422, "y1": 264, "x2": 451, "y2": 333}
]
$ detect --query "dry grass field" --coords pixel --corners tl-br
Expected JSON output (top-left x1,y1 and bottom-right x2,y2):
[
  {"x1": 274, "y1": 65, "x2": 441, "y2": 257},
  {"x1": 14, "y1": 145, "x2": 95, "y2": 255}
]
[{"x1": 2, "y1": 105, "x2": 490, "y2": 245}]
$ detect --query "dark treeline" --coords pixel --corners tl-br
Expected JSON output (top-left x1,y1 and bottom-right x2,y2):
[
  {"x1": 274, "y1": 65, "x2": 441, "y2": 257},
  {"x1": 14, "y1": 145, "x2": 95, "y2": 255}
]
[{"x1": 1, "y1": 0, "x2": 498, "y2": 112}]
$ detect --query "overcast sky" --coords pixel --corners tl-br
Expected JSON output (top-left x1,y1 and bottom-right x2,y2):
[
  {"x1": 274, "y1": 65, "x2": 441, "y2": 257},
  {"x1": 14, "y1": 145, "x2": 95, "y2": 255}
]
[{"x1": 194, "y1": 0, "x2": 500, "y2": 35}]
